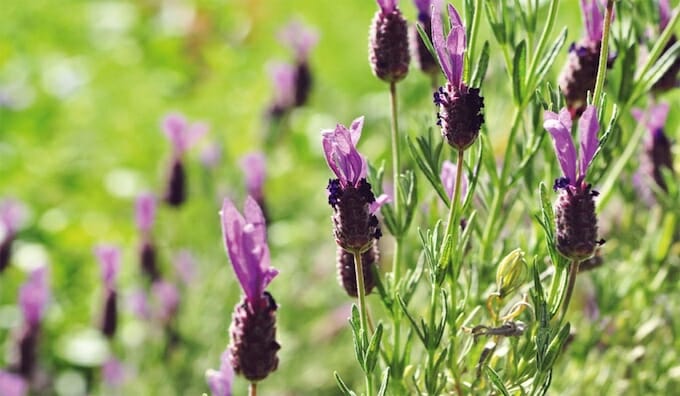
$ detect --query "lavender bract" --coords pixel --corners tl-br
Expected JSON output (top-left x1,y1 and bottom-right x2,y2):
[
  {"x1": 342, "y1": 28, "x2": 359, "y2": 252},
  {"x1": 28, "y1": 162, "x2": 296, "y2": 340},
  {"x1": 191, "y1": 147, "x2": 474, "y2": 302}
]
[
  {"x1": 280, "y1": 20, "x2": 317, "y2": 106},
  {"x1": 206, "y1": 352, "x2": 234, "y2": 396},
  {"x1": 544, "y1": 105, "x2": 603, "y2": 260},
  {"x1": 266, "y1": 62, "x2": 297, "y2": 118},
  {"x1": 431, "y1": 2, "x2": 484, "y2": 151},
  {"x1": 369, "y1": 0, "x2": 410, "y2": 82},
  {"x1": 632, "y1": 103, "x2": 674, "y2": 192},
  {"x1": 220, "y1": 197, "x2": 280, "y2": 381},
  {"x1": 240, "y1": 152, "x2": 267, "y2": 215}
]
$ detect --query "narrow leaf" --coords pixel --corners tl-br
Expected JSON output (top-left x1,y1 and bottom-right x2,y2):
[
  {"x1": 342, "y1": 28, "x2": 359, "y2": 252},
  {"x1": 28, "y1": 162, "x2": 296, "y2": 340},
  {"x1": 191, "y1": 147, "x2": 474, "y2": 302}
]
[{"x1": 513, "y1": 40, "x2": 527, "y2": 104}]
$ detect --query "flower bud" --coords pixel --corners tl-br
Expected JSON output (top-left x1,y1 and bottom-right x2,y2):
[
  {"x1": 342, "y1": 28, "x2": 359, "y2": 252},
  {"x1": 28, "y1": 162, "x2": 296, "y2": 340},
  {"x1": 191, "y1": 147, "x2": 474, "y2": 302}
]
[
  {"x1": 495, "y1": 248, "x2": 528, "y2": 299},
  {"x1": 555, "y1": 184, "x2": 602, "y2": 260},
  {"x1": 369, "y1": 5, "x2": 410, "y2": 83}
]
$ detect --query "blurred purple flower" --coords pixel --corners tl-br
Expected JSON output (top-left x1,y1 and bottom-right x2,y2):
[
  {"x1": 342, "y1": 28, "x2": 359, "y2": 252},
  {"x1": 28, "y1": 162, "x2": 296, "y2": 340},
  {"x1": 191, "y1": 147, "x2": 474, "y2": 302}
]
[
  {"x1": 267, "y1": 62, "x2": 297, "y2": 115},
  {"x1": 95, "y1": 245, "x2": 121, "y2": 290},
  {"x1": 279, "y1": 20, "x2": 318, "y2": 62},
  {"x1": 206, "y1": 352, "x2": 234, "y2": 396},
  {"x1": 0, "y1": 370, "x2": 28, "y2": 396},
  {"x1": 200, "y1": 142, "x2": 222, "y2": 169},
  {"x1": 162, "y1": 112, "x2": 209, "y2": 158},
  {"x1": 102, "y1": 357, "x2": 126, "y2": 387},
  {"x1": 173, "y1": 250, "x2": 196, "y2": 285},
  {"x1": 659, "y1": 0, "x2": 671, "y2": 30},
  {"x1": 633, "y1": 103, "x2": 674, "y2": 193},
  {"x1": 19, "y1": 266, "x2": 49, "y2": 326},
  {"x1": 580, "y1": 0, "x2": 604, "y2": 42},
  {"x1": 135, "y1": 193, "x2": 156, "y2": 235},
  {"x1": 321, "y1": 116, "x2": 367, "y2": 188},
  {"x1": 632, "y1": 103, "x2": 669, "y2": 135},
  {"x1": 431, "y1": 2, "x2": 465, "y2": 90},
  {"x1": 377, "y1": 0, "x2": 397, "y2": 14},
  {"x1": 440, "y1": 159, "x2": 468, "y2": 201},
  {"x1": 220, "y1": 197, "x2": 278, "y2": 304},
  {"x1": 240, "y1": 153, "x2": 267, "y2": 202},
  {"x1": 0, "y1": 199, "x2": 25, "y2": 236},
  {"x1": 152, "y1": 280, "x2": 180, "y2": 323},
  {"x1": 544, "y1": 105, "x2": 599, "y2": 189},
  {"x1": 128, "y1": 289, "x2": 151, "y2": 320}
]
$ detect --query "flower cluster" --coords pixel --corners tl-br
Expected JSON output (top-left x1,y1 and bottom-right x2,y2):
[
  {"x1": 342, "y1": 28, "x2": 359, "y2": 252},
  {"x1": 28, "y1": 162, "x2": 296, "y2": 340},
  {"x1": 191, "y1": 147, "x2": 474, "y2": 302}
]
[{"x1": 369, "y1": 0, "x2": 411, "y2": 83}]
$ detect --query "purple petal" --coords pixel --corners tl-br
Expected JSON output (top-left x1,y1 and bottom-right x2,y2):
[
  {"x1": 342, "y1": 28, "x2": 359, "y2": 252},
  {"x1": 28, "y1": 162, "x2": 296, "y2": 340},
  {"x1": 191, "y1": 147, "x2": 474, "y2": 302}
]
[
  {"x1": 660, "y1": 0, "x2": 671, "y2": 30},
  {"x1": 414, "y1": 0, "x2": 432, "y2": 15},
  {"x1": 135, "y1": 193, "x2": 156, "y2": 233},
  {"x1": 446, "y1": 3, "x2": 466, "y2": 88},
  {"x1": 268, "y1": 62, "x2": 296, "y2": 110},
  {"x1": 377, "y1": 0, "x2": 397, "y2": 13},
  {"x1": 431, "y1": 2, "x2": 454, "y2": 83},
  {"x1": 0, "y1": 370, "x2": 28, "y2": 396},
  {"x1": 321, "y1": 120, "x2": 367, "y2": 187},
  {"x1": 162, "y1": 113, "x2": 189, "y2": 154},
  {"x1": 578, "y1": 105, "x2": 600, "y2": 179},
  {"x1": 0, "y1": 199, "x2": 26, "y2": 235},
  {"x1": 152, "y1": 280, "x2": 179, "y2": 322},
  {"x1": 128, "y1": 289, "x2": 150, "y2": 320},
  {"x1": 581, "y1": 0, "x2": 604, "y2": 41},
  {"x1": 279, "y1": 20, "x2": 318, "y2": 61},
  {"x1": 369, "y1": 193, "x2": 392, "y2": 214},
  {"x1": 240, "y1": 153, "x2": 267, "y2": 200},
  {"x1": 206, "y1": 352, "x2": 234, "y2": 396},
  {"x1": 440, "y1": 159, "x2": 468, "y2": 201},
  {"x1": 544, "y1": 110, "x2": 577, "y2": 183},
  {"x1": 95, "y1": 244, "x2": 121, "y2": 289},
  {"x1": 349, "y1": 116, "x2": 364, "y2": 146},
  {"x1": 19, "y1": 266, "x2": 49, "y2": 326},
  {"x1": 173, "y1": 250, "x2": 196, "y2": 285},
  {"x1": 102, "y1": 357, "x2": 126, "y2": 387},
  {"x1": 633, "y1": 103, "x2": 670, "y2": 133}
]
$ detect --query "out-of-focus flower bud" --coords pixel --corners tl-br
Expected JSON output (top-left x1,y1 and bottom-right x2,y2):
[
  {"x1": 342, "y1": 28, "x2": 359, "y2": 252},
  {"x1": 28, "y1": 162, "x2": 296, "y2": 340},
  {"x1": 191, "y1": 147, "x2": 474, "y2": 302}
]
[{"x1": 495, "y1": 248, "x2": 528, "y2": 299}]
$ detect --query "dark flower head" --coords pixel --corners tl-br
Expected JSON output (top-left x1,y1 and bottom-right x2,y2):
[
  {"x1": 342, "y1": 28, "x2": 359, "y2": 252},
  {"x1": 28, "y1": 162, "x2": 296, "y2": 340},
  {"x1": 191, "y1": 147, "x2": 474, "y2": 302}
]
[
  {"x1": 369, "y1": 0, "x2": 411, "y2": 82},
  {"x1": 633, "y1": 103, "x2": 674, "y2": 192},
  {"x1": 337, "y1": 242, "x2": 379, "y2": 297},
  {"x1": 220, "y1": 197, "x2": 278, "y2": 305},
  {"x1": 411, "y1": 0, "x2": 439, "y2": 76},
  {"x1": 0, "y1": 199, "x2": 25, "y2": 272},
  {"x1": 267, "y1": 62, "x2": 297, "y2": 117}
]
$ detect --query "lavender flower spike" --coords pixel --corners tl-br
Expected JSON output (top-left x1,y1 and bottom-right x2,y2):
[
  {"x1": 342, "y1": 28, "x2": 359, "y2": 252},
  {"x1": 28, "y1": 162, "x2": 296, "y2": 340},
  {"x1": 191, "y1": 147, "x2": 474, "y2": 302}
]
[
  {"x1": 95, "y1": 244, "x2": 121, "y2": 290},
  {"x1": 431, "y1": 2, "x2": 484, "y2": 151},
  {"x1": 544, "y1": 105, "x2": 603, "y2": 260},
  {"x1": 220, "y1": 197, "x2": 278, "y2": 304},
  {"x1": 633, "y1": 103, "x2": 674, "y2": 192},
  {"x1": 162, "y1": 113, "x2": 209, "y2": 158},
  {"x1": 412, "y1": 0, "x2": 439, "y2": 76},
  {"x1": 369, "y1": 0, "x2": 410, "y2": 82},
  {"x1": 206, "y1": 352, "x2": 234, "y2": 396},
  {"x1": 321, "y1": 116, "x2": 367, "y2": 188},
  {"x1": 0, "y1": 370, "x2": 28, "y2": 396},
  {"x1": 19, "y1": 267, "x2": 49, "y2": 326},
  {"x1": 240, "y1": 153, "x2": 267, "y2": 203},
  {"x1": 266, "y1": 62, "x2": 297, "y2": 118},
  {"x1": 135, "y1": 193, "x2": 156, "y2": 235}
]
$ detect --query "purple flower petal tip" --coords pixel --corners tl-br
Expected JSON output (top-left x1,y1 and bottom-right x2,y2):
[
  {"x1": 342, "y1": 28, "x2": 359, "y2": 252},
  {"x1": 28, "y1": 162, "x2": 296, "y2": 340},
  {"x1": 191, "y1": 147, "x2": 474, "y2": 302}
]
[
  {"x1": 0, "y1": 199, "x2": 26, "y2": 235},
  {"x1": 220, "y1": 197, "x2": 277, "y2": 303},
  {"x1": 321, "y1": 117, "x2": 367, "y2": 187},
  {"x1": 19, "y1": 266, "x2": 49, "y2": 326},
  {"x1": 161, "y1": 112, "x2": 209, "y2": 155},
  {"x1": 280, "y1": 20, "x2": 318, "y2": 61},
  {"x1": 95, "y1": 244, "x2": 121, "y2": 289},
  {"x1": 206, "y1": 352, "x2": 234, "y2": 396},
  {"x1": 660, "y1": 0, "x2": 671, "y2": 30},
  {"x1": 414, "y1": 0, "x2": 432, "y2": 14},
  {"x1": 377, "y1": 0, "x2": 397, "y2": 13},
  {"x1": 0, "y1": 370, "x2": 28, "y2": 396},
  {"x1": 431, "y1": 2, "x2": 466, "y2": 88},
  {"x1": 240, "y1": 152, "x2": 267, "y2": 201},
  {"x1": 135, "y1": 193, "x2": 156, "y2": 233}
]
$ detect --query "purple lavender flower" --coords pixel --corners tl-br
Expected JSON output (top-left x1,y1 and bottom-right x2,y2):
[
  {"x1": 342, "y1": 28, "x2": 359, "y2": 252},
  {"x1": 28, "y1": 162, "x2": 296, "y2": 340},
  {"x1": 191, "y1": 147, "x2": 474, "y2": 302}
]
[
  {"x1": 659, "y1": 0, "x2": 671, "y2": 31},
  {"x1": 173, "y1": 249, "x2": 196, "y2": 286},
  {"x1": 0, "y1": 199, "x2": 25, "y2": 273},
  {"x1": 135, "y1": 193, "x2": 156, "y2": 237},
  {"x1": 15, "y1": 266, "x2": 48, "y2": 378},
  {"x1": 161, "y1": 112, "x2": 208, "y2": 207},
  {"x1": 544, "y1": 105, "x2": 604, "y2": 260},
  {"x1": 632, "y1": 103, "x2": 674, "y2": 193},
  {"x1": 266, "y1": 62, "x2": 297, "y2": 119},
  {"x1": 431, "y1": 2, "x2": 484, "y2": 151},
  {"x1": 206, "y1": 352, "x2": 234, "y2": 396},
  {"x1": 0, "y1": 371, "x2": 28, "y2": 396},
  {"x1": 220, "y1": 197, "x2": 280, "y2": 381},
  {"x1": 558, "y1": 0, "x2": 613, "y2": 117},
  {"x1": 128, "y1": 288, "x2": 151, "y2": 320},
  {"x1": 440, "y1": 159, "x2": 468, "y2": 201},
  {"x1": 240, "y1": 152, "x2": 267, "y2": 209},
  {"x1": 322, "y1": 117, "x2": 383, "y2": 253},
  {"x1": 280, "y1": 20, "x2": 318, "y2": 63},
  {"x1": 152, "y1": 280, "x2": 180, "y2": 324},
  {"x1": 95, "y1": 245, "x2": 120, "y2": 338},
  {"x1": 411, "y1": 0, "x2": 439, "y2": 76},
  {"x1": 102, "y1": 357, "x2": 126, "y2": 387},
  {"x1": 369, "y1": 0, "x2": 411, "y2": 83}
]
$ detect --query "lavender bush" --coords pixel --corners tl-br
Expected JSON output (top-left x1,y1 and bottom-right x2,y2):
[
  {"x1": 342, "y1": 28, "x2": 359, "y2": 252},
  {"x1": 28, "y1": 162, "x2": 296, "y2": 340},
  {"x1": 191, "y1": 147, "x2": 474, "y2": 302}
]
[{"x1": 1, "y1": 0, "x2": 679, "y2": 395}]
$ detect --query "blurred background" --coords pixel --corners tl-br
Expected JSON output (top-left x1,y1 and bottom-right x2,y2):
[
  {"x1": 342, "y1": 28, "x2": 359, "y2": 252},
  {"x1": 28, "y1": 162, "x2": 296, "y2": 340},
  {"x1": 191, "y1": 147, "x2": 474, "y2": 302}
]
[{"x1": 1, "y1": 0, "x2": 679, "y2": 395}]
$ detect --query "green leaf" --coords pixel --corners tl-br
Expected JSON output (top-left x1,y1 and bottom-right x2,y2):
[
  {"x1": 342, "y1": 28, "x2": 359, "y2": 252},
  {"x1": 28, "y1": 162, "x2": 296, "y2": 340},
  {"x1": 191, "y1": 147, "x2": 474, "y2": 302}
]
[
  {"x1": 631, "y1": 40, "x2": 680, "y2": 102},
  {"x1": 417, "y1": 23, "x2": 439, "y2": 69},
  {"x1": 397, "y1": 294, "x2": 426, "y2": 345},
  {"x1": 486, "y1": 366, "x2": 511, "y2": 396},
  {"x1": 377, "y1": 368, "x2": 391, "y2": 396},
  {"x1": 407, "y1": 135, "x2": 449, "y2": 206},
  {"x1": 334, "y1": 372, "x2": 358, "y2": 396},
  {"x1": 471, "y1": 41, "x2": 490, "y2": 88},
  {"x1": 513, "y1": 40, "x2": 527, "y2": 104},
  {"x1": 364, "y1": 322, "x2": 384, "y2": 374},
  {"x1": 530, "y1": 28, "x2": 567, "y2": 95}
]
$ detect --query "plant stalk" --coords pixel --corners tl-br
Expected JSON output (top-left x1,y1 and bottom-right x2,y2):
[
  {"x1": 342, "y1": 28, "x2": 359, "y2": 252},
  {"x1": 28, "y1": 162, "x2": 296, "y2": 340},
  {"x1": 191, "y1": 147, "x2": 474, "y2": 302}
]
[
  {"x1": 591, "y1": 0, "x2": 614, "y2": 105},
  {"x1": 559, "y1": 260, "x2": 581, "y2": 322},
  {"x1": 353, "y1": 249, "x2": 374, "y2": 396},
  {"x1": 250, "y1": 382, "x2": 257, "y2": 396}
]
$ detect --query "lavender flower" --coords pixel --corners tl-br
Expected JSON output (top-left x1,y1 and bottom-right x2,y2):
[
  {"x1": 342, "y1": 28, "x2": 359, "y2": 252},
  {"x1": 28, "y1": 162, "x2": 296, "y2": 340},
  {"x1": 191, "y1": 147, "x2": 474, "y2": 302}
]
[
  {"x1": 95, "y1": 245, "x2": 121, "y2": 339},
  {"x1": 102, "y1": 357, "x2": 126, "y2": 387},
  {"x1": 15, "y1": 267, "x2": 49, "y2": 378},
  {"x1": 161, "y1": 112, "x2": 208, "y2": 206},
  {"x1": 558, "y1": 0, "x2": 613, "y2": 117},
  {"x1": 136, "y1": 193, "x2": 160, "y2": 282},
  {"x1": 266, "y1": 62, "x2": 297, "y2": 119},
  {"x1": 411, "y1": 0, "x2": 439, "y2": 76},
  {"x1": 173, "y1": 249, "x2": 196, "y2": 286},
  {"x1": 632, "y1": 103, "x2": 674, "y2": 193},
  {"x1": 544, "y1": 105, "x2": 604, "y2": 260},
  {"x1": 206, "y1": 352, "x2": 234, "y2": 396},
  {"x1": 240, "y1": 152, "x2": 267, "y2": 215},
  {"x1": 652, "y1": 0, "x2": 680, "y2": 93},
  {"x1": 0, "y1": 199, "x2": 25, "y2": 273},
  {"x1": 369, "y1": 0, "x2": 410, "y2": 83},
  {"x1": 440, "y1": 159, "x2": 468, "y2": 201},
  {"x1": 280, "y1": 20, "x2": 318, "y2": 106},
  {"x1": 431, "y1": 2, "x2": 484, "y2": 151},
  {"x1": 220, "y1": 197, "x2": 280, "y2": 381},
  {"x1": 152, "y1": 280, "x2": 180, "y2": 324},
  {"x1": 128, "y1": 288, "x2": 151, "y2": 320},
  {"x1": 0, "y1": 371, "x2": 28, "y2": 396}
]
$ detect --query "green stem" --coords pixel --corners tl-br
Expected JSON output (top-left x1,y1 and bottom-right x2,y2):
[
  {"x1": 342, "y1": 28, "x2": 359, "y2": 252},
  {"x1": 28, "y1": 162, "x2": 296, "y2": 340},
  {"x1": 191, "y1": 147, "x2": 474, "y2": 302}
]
[
  {"x1": 559, "y1": 260, "x2": 581, "y2": 323},
  {"x1": 250, "y1": 382, "x2": 257, "y2": 396},
  {"x1": 591, "y1": 0, "x2": 614, "y2": 105},
  {"x1": 353, "y1": 249, "x2": 374, "y2": 396},
  {"x1": 441, "y1": 149, "x2": 465, "y2": 275},
  {"x1": 632, "y1": 5, "x2": 680, "y2": 86}
]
